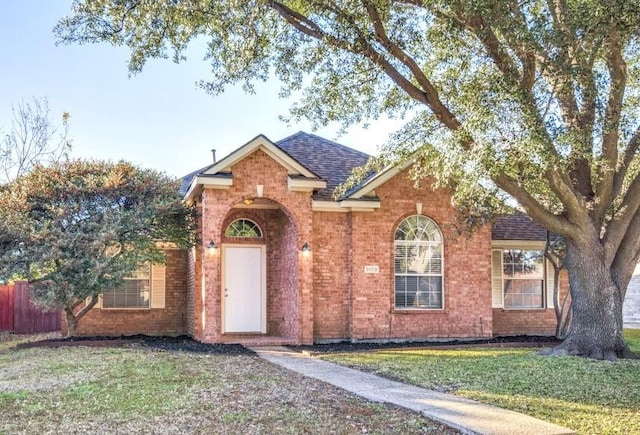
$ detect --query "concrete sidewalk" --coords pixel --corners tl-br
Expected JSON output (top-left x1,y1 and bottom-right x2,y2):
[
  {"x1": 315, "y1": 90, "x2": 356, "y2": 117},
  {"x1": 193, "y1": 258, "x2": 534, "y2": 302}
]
[{"x1": 250, "y1": 346, "x2": 575, "y2": 435}]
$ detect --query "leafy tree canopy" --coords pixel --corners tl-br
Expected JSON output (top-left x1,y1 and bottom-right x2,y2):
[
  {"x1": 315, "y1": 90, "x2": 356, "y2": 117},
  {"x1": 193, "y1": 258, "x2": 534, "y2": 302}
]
[
  {"x1": 56, "y1": 1, "x2": 640, "y2": 358},
  {"x1": 0, "y1": 159, "x2": 195, "y2": 335}
]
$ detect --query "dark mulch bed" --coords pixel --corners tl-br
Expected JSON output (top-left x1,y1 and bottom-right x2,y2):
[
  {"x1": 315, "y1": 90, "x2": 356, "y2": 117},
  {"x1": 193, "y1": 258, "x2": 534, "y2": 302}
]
[
  {"x1": 16, "y1": 334, "x2": 254, "y2": 355},
  {"x1": 288, "y1": 335, "x2": 561, "y2": 354}
]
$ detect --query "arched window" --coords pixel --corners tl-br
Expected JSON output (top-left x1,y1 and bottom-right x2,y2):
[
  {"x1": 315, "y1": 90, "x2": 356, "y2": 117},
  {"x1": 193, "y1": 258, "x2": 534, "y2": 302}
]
[
  {"x1": 394, "y1": 215, "x2": 443, "y2": 309},
  {"x1": 225, "y1": 219, "x2": 263, "y2": 238}
]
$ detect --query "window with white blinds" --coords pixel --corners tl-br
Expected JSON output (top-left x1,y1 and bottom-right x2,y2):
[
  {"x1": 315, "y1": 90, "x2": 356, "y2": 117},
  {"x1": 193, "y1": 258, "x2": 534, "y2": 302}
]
[
  {"x1": 394, "y1": 215, "x2": 444, "y2": 309},
  {"x1": 102, "y1": 264, "x2": 151, "y2": 309}
]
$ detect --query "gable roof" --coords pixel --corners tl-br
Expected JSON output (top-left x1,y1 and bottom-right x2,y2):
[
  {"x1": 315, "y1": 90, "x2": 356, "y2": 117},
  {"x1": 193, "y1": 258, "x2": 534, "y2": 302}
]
[
  {"x1": 180, "y1": 131, "x2": 370, "y2": 201},
  {"x1": 276, "y1": 132, "x2": 370, "y2": 200}
]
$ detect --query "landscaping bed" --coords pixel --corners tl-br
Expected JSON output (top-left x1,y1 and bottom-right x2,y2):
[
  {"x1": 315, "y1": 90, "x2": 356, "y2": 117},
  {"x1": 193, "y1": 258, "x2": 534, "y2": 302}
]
[
  {"x1": 14, "y1": 334, "x2": 253, "y2": 355},
  {"x1": 289, "y1": 334, "x2": 560, "y2": 354}
]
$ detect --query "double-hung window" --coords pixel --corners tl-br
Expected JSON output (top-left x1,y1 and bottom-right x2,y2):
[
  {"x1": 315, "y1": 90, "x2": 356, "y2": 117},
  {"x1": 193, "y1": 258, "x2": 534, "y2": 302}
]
[
  {"x1": 102, "y1": 264, "x2": 151, "y2": 309},
  {"x1": 502, "y1": 250, "x2": 545, "y2": 309}
]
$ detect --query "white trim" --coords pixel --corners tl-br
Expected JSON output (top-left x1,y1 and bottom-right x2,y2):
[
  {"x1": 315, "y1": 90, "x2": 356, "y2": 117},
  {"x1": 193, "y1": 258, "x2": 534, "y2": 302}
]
[
  {"x1": 393, "y1": 216, "x2": 445, "y2": 311},
  {"x1": 311, "y1": 201, "x2": 348, "y2": 212},
  {"x1": 339, "y1": 199, "x2": 381, "y2": 209},
  {"x1": 183, "y1": 176, "x2": 233, "y2": 203},
  {"x1": 498, "y1": 247, "x2": 547, "y2": 310},
  {"x1": 311, "y1": 200, "x2": 381, "y2": 212},
  {"x1": 204, "y1": 135, "x2": 317, "y2": 178},
  {"x1": 347, "y1": 160, "x2": 413, "y2": 199},
  {"x1": 491, "y1": 249, "x2": 504, "y2": 308},
  {"x1": 287, "y1": 176, "x2": 327, "y2": 192},
  {"x1": 492, "y1": 240, "x2": 546, "y2": 249},
  {"x1": 196, "y1": 175, "x2": 233, "y2": 188}
]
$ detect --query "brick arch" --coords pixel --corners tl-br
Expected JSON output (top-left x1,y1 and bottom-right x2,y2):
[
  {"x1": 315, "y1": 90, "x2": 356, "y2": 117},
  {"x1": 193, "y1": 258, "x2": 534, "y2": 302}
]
[
  {"x1": 221, "y1": 211, "x2": 268, "y2": 245},
  {"x1": 391, "y1": 212, "x2": 445, "y2": 241},
  {"x1": 219, "y1": 197, "x2": 301, "y2": 340}
]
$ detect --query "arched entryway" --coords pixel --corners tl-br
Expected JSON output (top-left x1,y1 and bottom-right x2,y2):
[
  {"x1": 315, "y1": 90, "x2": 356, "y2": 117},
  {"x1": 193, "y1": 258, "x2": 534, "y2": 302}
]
[{"x1": 220, "y1": 199, "x2": 300, "y2": 341}]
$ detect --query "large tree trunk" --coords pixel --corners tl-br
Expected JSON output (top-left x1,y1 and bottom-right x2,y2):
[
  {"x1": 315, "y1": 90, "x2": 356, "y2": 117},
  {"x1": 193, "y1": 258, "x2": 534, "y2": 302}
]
[
  {"x1": 544, "y1": 241, "x2": 636, "y2": 360},
  {"x1": 64, "y1": 308, "x2": 78, "y2": 338}
]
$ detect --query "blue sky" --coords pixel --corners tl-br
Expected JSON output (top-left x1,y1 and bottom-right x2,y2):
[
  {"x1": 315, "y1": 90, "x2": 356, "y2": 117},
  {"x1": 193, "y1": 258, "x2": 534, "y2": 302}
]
[{"x1": 0, "y1": 1, "x2": 401, "y2": 178}]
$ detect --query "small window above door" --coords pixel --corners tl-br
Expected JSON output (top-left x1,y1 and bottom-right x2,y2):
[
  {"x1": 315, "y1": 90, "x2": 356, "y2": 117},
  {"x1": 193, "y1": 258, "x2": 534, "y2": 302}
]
[{"x1": 225, "y1": 219, "x2": 263, "y2": 238}]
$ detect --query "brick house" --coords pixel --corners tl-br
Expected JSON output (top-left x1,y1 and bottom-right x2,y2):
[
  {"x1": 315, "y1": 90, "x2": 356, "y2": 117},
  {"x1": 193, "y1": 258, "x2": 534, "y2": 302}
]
[{"x1": 70, "y1": 132, "x2": 574, "y2": 344}]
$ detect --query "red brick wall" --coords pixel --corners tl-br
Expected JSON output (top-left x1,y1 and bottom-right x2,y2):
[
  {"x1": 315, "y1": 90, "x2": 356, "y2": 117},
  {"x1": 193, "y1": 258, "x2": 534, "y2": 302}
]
[
  {"x1": 313, "y1": 212, "x2": 350, "y2": 340},
  {"x1": 197, "y1": 149, "x2": 314, "y2": 343},
  {"x1": 493, "y1": 270, "x2": 570, "y2": 336},
  {"x1": 348, "y1": 170, "x2": 493, "y2": 340},
  {"x1": 64, "y1": 249, "x2": 188, "y2": 336}
]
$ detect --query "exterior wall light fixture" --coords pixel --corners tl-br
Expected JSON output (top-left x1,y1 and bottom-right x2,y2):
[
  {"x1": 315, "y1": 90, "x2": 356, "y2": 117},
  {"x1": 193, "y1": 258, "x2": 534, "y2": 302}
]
[
  {"x1": 301, "y1": 242, "x2": 310, "y2": 257},
  {"x1": 207, "y1": 240, "x2": 218, "y2": 254}
]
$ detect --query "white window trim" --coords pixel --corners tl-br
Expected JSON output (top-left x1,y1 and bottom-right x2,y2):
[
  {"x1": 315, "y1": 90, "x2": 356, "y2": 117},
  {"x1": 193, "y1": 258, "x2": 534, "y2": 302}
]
[
  {"x1": 500, "y1": 249, "x2": 547, "y2": 310},
  {"x1": 97, "y1": 262, "x2": 166, "y2": 310},
  {"x1": 225, "y1": 218, "x2": 263, "y2": 238},
  {"x1": 394, "y1": 215, "x2": 445, "y2": 311}
]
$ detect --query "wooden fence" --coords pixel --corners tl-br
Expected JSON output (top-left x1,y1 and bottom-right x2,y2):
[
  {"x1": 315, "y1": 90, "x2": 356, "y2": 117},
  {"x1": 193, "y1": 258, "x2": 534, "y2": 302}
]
[{"x1": 0, "y1": 282, "x2": 61, "y2": 333}]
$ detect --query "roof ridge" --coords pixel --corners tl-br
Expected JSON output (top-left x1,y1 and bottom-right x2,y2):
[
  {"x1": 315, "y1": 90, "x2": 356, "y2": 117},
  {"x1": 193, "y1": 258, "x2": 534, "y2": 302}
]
[{"x1": 277, "y1": 131, "x2": 372, "y2": 159}]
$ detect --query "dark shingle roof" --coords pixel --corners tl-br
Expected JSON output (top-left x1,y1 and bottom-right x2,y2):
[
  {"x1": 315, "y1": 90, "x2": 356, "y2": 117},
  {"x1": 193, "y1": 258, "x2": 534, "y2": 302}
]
[
  {"x1": 276, "y1": 132, "x2": 370, "y2": 200},
  {"x1": 179, "y1": 131, "x2": 370, "y2": 200},
  {"x1": 179, "y1": 165, "x2": 210, "y2": 196},
  {"x1": 492, "y1": 213, "x2": 548, "y2": 241}
]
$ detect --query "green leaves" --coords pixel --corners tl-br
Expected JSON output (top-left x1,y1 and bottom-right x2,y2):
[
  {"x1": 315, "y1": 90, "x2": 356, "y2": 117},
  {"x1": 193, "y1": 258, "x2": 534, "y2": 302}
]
[{"x1": 0, "y1": 159, "x2": 195, "y2": 313}]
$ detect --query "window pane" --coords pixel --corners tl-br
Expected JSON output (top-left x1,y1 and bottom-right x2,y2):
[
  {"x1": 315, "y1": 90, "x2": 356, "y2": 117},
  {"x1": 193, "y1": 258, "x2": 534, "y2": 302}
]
[
  {"x1": 394, "y1": 216, "x2": 443, "y2": 310},
  {"x1": 504, "y1": 279, "x2": 544, "y2": 308},
  {"x1": 102, "y1": 264, "x2": 151, "y2": 309},
  {"x1": 225, "y1": 219, "x2": 262, "y2": 238},
  {"x1": 503, "y1": 250, "x2": 543, "y2": 278}
]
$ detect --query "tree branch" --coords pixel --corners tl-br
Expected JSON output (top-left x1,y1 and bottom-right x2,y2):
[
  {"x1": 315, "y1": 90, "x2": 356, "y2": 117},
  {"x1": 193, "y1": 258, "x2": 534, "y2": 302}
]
[
  {"x1": 361, "y1": 0, "x2": 465, "y2": 136},
  {"x1": 493, "y1": 173, "x2": 574, "y2": 236},
  {"x1": 595, "y1": 34, "x2": 627, "y2": 223},
  {"x1": 603, "y1": 172, "x2": 640, "y2": 264},
  {"x1": 612, "y1": 126, "x2": 640, "y2": 199}
]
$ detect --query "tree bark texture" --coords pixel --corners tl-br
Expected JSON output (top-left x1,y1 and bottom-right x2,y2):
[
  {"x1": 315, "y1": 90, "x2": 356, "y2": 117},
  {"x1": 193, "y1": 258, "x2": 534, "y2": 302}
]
[
  {"x1": 546, "y1": 242, "x2": 635, "y2": 360},
  {"x1": 64, "y1": 308, "x2": 78, "y2": 338}
]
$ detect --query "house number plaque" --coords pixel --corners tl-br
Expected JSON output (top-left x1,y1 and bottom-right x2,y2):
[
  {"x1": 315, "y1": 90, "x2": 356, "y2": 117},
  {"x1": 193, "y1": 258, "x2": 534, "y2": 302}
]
[{"x1": 363, "y1": 265, "x2": 380, "y2": 274}]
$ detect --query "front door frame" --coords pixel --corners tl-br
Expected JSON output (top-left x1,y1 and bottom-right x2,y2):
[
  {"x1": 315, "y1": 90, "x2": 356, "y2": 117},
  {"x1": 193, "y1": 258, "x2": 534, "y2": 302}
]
[{"x1": 221, "y1": 243, "x2": 267, "y2": 334}]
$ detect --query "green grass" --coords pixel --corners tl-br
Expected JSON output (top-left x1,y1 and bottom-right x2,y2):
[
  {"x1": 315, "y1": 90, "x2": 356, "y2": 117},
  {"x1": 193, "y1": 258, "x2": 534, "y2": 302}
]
[
  {"x1": 0, "y1": 343, "x2": 456, "y2": 434},
  {"x1": 322, "y1": 330, "x2": 640, "y2": 434}
]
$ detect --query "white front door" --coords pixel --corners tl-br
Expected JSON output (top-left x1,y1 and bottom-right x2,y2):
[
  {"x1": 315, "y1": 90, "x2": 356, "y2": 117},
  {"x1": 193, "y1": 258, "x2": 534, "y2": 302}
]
[{"x1": 222, "y1": 245, "x2": 266, "y2": 333}]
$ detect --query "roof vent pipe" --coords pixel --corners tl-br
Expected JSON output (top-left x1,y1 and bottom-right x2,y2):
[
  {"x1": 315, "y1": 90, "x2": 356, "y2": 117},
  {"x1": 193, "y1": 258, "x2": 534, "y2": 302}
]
[{"x1": 211, "y1": 149, "x2": 216, "y2": 163}]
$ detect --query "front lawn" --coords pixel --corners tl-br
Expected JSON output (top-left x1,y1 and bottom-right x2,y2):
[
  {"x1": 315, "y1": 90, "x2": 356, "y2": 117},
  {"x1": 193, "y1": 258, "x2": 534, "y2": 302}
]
[
  {"x1": 0, "y1": 336, "x2": 457, "y2": 434},
  {"x1": 322, "y1": 330, "x2": 640, "y2": 435}
]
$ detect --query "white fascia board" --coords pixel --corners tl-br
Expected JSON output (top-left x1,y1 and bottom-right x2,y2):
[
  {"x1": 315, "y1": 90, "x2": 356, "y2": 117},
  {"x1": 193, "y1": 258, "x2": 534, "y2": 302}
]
[
  {"x1": 184, "y1": 175, "x2": 233, "y2": 203},
  {"x1": 347, "y1": 160, "x2": 413, "y2": 199},
  {"x1": 312, "y1": 200, "x2": 349, "y2": 212},
  {"x1": 202, "y1": 135, "x2": 317, "y2": 178},
  {"x1": 288, "y1": 177, "x2": 327, "y2": 192},
  {"x1": 196, "y1": 175, "x2": 233, "y2": 189},
  {"x1": 491, "y1": 240, "x2": 546, "y2": 249},
  {"x1": 183, "y1": 177, "x2": 204, "y2": 203},
  {"x1": 339, "y1": 199, "x2": 381, "y2": 210},
  {"x1": 311, "y1": 199, "x2": 380, "y2": 212}
]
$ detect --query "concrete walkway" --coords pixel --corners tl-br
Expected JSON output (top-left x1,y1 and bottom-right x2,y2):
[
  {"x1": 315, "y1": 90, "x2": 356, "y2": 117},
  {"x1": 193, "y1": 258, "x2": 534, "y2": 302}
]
[{"x1": 250, "y1": 346, "x2": 575, "y2": 435}]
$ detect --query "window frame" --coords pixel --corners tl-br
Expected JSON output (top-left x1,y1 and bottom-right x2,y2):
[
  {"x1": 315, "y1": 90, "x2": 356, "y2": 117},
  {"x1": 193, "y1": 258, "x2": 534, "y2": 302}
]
[
  {"x1": 501, "y1": 249, "x2": 546, "y2": 310},
  {"x1": 393, "y1": 215, "x2": 445, "y2": 311},
  {"x1": 101, "y1": 263, "x2": 152, "y2": 310},
  {"x1": 224, "y1": 218, "x2": 263, "y2": 238}
]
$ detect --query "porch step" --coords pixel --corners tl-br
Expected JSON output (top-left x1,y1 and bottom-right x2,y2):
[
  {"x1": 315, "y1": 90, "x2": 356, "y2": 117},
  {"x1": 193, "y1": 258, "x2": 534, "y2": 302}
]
[{"x1": 221, "y1": 336, "x2": 297, "y2": 347}]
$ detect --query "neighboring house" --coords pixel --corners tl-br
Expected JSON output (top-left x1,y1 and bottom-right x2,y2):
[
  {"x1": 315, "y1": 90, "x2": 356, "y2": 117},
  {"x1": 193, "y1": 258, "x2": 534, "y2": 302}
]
[{"x1": 66, "y1": 132, "x2": 637, "y2": 343}]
